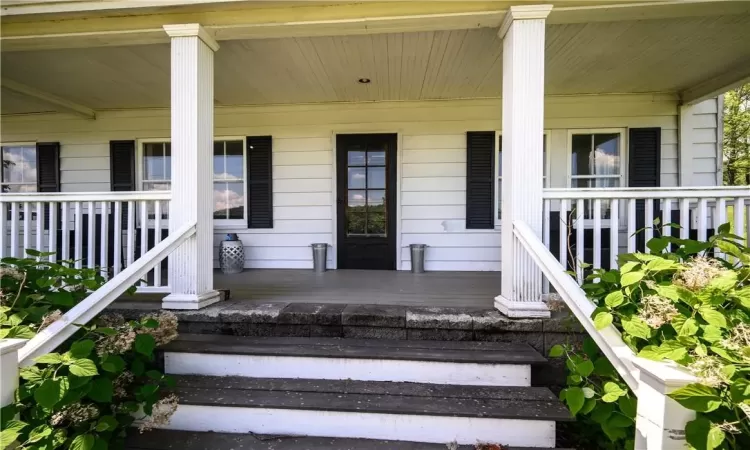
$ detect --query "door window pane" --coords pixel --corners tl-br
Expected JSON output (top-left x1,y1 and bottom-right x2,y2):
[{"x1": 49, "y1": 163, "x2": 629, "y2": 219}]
[
  {"x1": 348, "y1": 151, "x2": 366, "y2": 166},
  {"x1": 367, "y1": 190, "x2": 386, "y2": 207},
  {"x1": 348, "y1": 190, "x2": 367, "y2": 207},
  {"x1": 348, "y1": 168, "x2": 366, "y2": 189},
  {"x1": 367, "y1": 167, "x2": 385, "y2": 189},
  {"x1": 1, "y1": 145, "x2": 37, "y2": 193},
  {"x1": 367, "y1": 151, "x2": 386, "y2": 166}
]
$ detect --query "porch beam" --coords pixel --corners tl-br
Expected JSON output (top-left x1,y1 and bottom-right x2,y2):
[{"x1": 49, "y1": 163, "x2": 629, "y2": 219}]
[
  {"x1": 161, "y1": 23, "x2": 220, "y2": 310},
  {"x1": 1, "y1": 77, "x2": 96, "y2": 119},
  {"x1": 680, "y1": 62, "x2": 750, "y2": 105},
  {"x1": 497, "y1": 4, "x2": 552, "y2": 319}
]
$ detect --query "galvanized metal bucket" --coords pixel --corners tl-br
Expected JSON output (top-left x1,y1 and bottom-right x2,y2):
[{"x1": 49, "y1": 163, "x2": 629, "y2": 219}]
[
  {"x1": 311, "y1": 243, "x2": 328, "y2": 273},
  {"x1": 410, "y1": 244, "x2": 427, "y2": 273}
]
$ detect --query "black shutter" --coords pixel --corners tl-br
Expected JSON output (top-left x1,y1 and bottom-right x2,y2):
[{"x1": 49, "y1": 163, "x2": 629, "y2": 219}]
[
  {"x1": 628, "y1": 128, "x2": 661, "y2": 251},
  {"x1": 246, "y1": 136, "x2": 273, "y2": 229},
  {"x1": 36, "y1": 142, "x2": 61, "y2": 230},
  {"x1": 466, "y1": 131, "x2": 495, "y2": 229},
  {"x1": 110, "y1": 140, "x2": 136, "y2": 191}
]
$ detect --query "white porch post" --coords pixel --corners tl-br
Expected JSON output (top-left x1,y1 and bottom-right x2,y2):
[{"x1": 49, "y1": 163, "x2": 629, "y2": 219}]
[
  {"x1": 162, "y1": 24, "x2": 221, "y2": 310},
  {"x1": 496, "y1": 5, "x2": 552, "y2": 319}
]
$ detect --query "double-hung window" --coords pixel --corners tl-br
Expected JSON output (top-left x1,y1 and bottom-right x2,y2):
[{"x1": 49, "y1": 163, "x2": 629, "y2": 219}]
[
  {"x1": 1, "y1": 144, "x2": 37, "y2": 193},
  {"x1": 569, "y1": 130, "x2": 625, "y2": 219},
  {"x1": 138, "y1": 139, "x2": 246, "y2": 223},
  {"x1": 496, "y1": 134, "x2": 548, "y2": 223}
]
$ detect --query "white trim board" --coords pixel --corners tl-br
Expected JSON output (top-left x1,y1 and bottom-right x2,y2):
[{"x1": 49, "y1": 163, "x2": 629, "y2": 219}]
[
  {"x1": 164, "y1": 352, "x2": 531, "y2": 387},
  {"x1": 164, "y1": 404, "x2": 556, "y2": 447}
]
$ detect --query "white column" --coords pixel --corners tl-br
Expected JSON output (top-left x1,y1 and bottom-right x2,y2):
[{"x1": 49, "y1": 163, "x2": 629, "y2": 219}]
[
  {"x1": 632, "y1": 358, "x2": 697, "y2": 449},
  {"x1": 496, "y1": 5, "x2": 552, "y2": 319},
  {"x1": 1, "y1": 339, "x2": 26, "y2": 408},
  {"x1": 162, "y1": 24, "x2": 221, "y2": 310}
]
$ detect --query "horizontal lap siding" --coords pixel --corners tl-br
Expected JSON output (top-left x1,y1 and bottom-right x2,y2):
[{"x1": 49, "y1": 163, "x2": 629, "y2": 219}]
[
  {"x1": 690, "y1": 98, "x2": 720, "y2": 186},
  {"x1": 2, "y1": 93, "x2": 715, "y2": 271}
]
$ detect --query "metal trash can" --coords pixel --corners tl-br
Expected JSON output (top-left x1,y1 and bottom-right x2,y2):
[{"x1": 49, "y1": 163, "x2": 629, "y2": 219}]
[
  {"x1": 311, "y1": 243, "x2": 328, "y2": 273},
  {"x1": 410, "y1": 244, "x2": 426, "y2": 274},
  {"x1": 219, "y1": 233, "x2": 245, "y2": 275}
]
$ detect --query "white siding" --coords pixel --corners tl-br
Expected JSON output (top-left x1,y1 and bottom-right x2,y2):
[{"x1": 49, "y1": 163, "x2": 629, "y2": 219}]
[
  {"x1": 0, "y1": 94, "x2": 720, "y2": 271},
  {"x1": 689, "y1": 97, "x2": 721, "y2": 186}
]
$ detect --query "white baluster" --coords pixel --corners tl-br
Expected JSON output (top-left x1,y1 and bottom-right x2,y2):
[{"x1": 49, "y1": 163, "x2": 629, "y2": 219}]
[
  {"x1": 10, "y1": 202, "x2": 19, "y2": 257},
  {"x1": 698, "y1": 198, "x2": 708, "y2": 242},
  {"x1": 140, "y1": 201, "x2": 148, "y2": 286},
  {"x1": 644, "y1": 199, "x2": 654, "y2": 253},
  {"x1": 734, "y1": 198, "x2": 745, "y2": 242},
  {"x1": 576, "y1": 198, "x2": 585, "y2": 284},
  {"x1": 48, "y1": 203, "x2": 57, "y2": 263},
  {"x1": 680, "y1": 199, "x2": 690, "y2": 240},
  {"x1": 74, "y1": 202, "x2": 83, "y2": 269},
  {"x1": 61, "y1": 202, "x2": 70, "y2": 261},
  {"x1": 126, "y1": 201, "x2": 135, "y2": 267},
  {"x1": 0, "y1": 202, "x2": 6, "y2": 259},
  {"x1": 609, "y1": 198, "x2": 619, "y2": 268},
  {"x1": 23, "y1": 202, "x2": 31, "y2": 256},
  {"x1": 559, "y1": 199, "x2": 568, "y2": 269},
  {"x1": 593, "y1": 198, "x2": 602, "y2": 270},
  {"x1": 663, "y1": 199, "x2": 672, "y2": 240},
  {"x1": 542, "y1": 199, "x2": 551, "y2": 294},
  {"x1": 627, "y1": 198, "x2": 636, "y2": 253},
  {"x1": 35, "y1": 202, "x2": 43, "y2": 253},
  {"x1": 100, "y1": 201, "x2": 109, "y2": 279},
  {"x1": 154, "y1": 201, "x2": 162, "y2": 288},
  {"x1": 716, "y1": 198, "x2": 727, "y2": 231},
  {"x1": 113, "y1": 202, "x2": 122, "y2": 275},
  {"x1": 87, "y1": 201, "x2": 95, "y2": 269}
]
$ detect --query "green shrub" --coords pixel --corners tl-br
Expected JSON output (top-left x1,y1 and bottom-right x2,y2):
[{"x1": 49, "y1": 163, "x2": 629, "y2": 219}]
[
  {"x1": 551, "y1": 224, "x2": 750, "y2": 450},
  {"x1": 0, "y1": 251, "x2": 179, "y2": 450}
]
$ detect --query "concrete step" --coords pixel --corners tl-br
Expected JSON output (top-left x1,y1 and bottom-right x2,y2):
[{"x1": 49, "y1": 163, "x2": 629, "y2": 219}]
[
  {"x1": 158, "y1": 375, "x2": 571, "y2": 447},
  {"x1": 163, "y1": 334, "x2": 546, "y2": 386},
  {"x1": 127, "y1": 429, "x2": 573, "y2": 450}
]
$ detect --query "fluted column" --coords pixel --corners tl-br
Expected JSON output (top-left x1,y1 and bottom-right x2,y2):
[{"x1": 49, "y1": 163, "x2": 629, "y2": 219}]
[
  {"x1": 496, "y1": 5, "x2": 552, "y2": 318},
  {"x1": 162, "y1": 24, "x2": 220, "y2": 310}
]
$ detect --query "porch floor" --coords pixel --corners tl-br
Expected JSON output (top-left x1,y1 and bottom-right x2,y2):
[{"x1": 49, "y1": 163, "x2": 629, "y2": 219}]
[{"x1": 214, "y1": 269, "x2": 498, "y2": 308}]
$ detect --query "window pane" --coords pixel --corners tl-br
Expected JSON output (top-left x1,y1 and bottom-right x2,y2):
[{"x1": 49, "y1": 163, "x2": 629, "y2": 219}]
[
  {"x1": 348, "y1": 168, "x2": 366, "y2": 189},
  {"x1": 367, "y1": 190, "x2": 385, "y2": 207},
  {"x1": 213, "y1": 142, "x2": 225, "y2": 177},
  {"x1": 144, "y1": 143, "x2": 167, "y2": 180},
  {"x1": 225, "y1": 141, "x2": 243, "y2": 180},
  {"x1": 367, "y1": 167, "x2": 385, "y2": 189},
  {"x1": 1, "y1": 146, "x2": 37, "y2": 184},
  {"x1": 348, "y1": 190, "x2": 366, "y2": 207},
  {"x1": 213, "y1": 182, "x2": 245, "y2": 219},
  {"x1": 143, "y1": 181, "x2": 171, "y2": 191},
  {"x1": 346, "y1": 212, "x2": 366, "y2": 235},
  {"x1": 573, "y1": 177, "x2": 620, "y2": 189},
  {"x1": 571, "y1": 134, "x2": 592, "y2": 176},
  {"x1": 164, "y1": 144, "x2": 172, "y2": 179},
  {"x1": 1, "y1": 184, "x2": 37, "y2": 193},
  {"x1": 367, "y1": 151, "x2": 385, "y2": 166},
  {"x1": 497, "y1": 179, "x2": 502, "y2": 220},
  {"x1": 367, "y1": 211, "x2": 386, "y2": 235},
  {"x1": 592, "y1": 134, "x2": 620, "y2": 175},
  {"x1": 348, "y1": 151, "x2": 366, "y2": 166}
]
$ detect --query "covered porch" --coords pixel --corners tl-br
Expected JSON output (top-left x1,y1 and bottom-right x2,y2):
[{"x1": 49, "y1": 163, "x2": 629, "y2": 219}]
[{"x1": 2, "y1": 1, "x2": 750, "y2": 318}]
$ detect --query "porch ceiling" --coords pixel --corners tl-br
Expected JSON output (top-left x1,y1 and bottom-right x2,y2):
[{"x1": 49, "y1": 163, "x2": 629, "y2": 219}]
[{"x1": 2, "y1": 12, "x2": 749, "y2": 114}]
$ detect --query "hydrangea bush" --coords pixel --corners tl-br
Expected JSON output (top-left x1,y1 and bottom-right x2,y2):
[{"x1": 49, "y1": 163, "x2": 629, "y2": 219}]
[
  {"x1": 551, "y1": 224, "x2": 750, "y2": 450},
  {"x1": 0, "y1": 251, "x2": 179, "y2": 450}
]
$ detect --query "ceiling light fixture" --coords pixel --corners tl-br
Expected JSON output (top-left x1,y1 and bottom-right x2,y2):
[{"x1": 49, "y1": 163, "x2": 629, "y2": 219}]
[{"x1": 357, "y1": 78, "x2": 371, "y2": 84}]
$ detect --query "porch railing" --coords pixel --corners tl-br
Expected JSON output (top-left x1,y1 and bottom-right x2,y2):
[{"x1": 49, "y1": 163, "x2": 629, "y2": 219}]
[
  {"x1": 543, "y1": 187, "x2": 750, "y2": 283},
  {"x1": 0, "y1": 191, "x2": 171, "y2": 293}
]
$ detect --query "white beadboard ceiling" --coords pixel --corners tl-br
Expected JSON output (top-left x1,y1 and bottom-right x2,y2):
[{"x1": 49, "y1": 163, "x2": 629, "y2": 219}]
[{"x1": 2, "y1": 14, "x2": 749, "y2": 114}]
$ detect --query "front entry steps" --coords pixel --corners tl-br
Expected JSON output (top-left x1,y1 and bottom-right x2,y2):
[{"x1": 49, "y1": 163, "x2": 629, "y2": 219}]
[
  {"x1": 139, "y1": 334, "x2": 572, "y2": 448},
  {"x1": 127, "y1": 430, "x2": 574, "y2": 450}
]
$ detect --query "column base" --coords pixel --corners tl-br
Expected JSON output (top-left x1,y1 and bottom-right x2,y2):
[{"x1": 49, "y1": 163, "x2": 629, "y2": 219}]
[
  {"x1": 162, "y1": 290, "x2": 221, "y2": 310},
  {"x1": 494, "y1": 295, "x2": 551, "y2": 319}
]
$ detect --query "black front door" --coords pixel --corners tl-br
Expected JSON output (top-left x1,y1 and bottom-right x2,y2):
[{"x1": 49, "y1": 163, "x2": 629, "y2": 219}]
[{"x1": 336, "y1": 133, "x2": 397, "y2": 270}]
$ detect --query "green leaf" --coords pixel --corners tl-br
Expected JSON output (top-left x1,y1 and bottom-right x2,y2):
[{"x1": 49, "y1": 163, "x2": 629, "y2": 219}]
[
  {"x1": 34, "y1": 379, "x2": 62, "y2": 409},
  {"x1": 647, "y1": 237, "x2": 670, "y2": 254},
  {"x1": 582, "y1": 338, "x2": 600, "y2": 359},
  {"x1": 92, "y1": 437, "x2": 108, "y2": 450},
  {"x1": 620, "y1": 271, "x2": 644, "y2": 286},
  {"x1": 582, "y1": 387, "x2": 595, "y2": 399},
  {"x1": 0, "y1": 420, "x2": 28, "y2": 449},
  {"x1": 620, "y1": 261, "x2": 640, "y2": 274},
  {"x1": 638, "y1": 345, "x2": 665, "y2": 361},
  {"x1": 565, "y1": 387, "x2": 585, "y2": 416},
  {"x1": 575, "y1": 359, "x2": 595, "y2": 377},
  {"x1": 141, "y1": 318, "x2": 159, "y2": 329},
  {"x1": 69, "y1": 340, "x2": 95, "y2": 359},
  {"x1": 134, "y1": 334, "x2": 156, "y2": 357},
  {"x1": 678, "y1": 318, "x2": 699, "y2": 336},
  {"x1": 593, "y1": 357, "x2": 616, "y2": 377},
  {"x1": 548, "y1": 344, "x2": 564, "y2": 358},
  {"x1": 701, "y1": 325, "x2": 724, "y2": 343},
  {"x1": 618, "y1": 396, "x2": 637, "y2": 419},
  {"x1": 581, "y1": 398, "x2": 597, "y2": 415},
  {"x1": 668, "y1": 383, "x2": 722, "y2": 412},
  {"x1": 70, "y1": 433, "x2": 95, "y2": 450},
  {"x1": 686, "y1": 418, "x2": 719, "y2": 450},
  {"x1": 602, "y1": 393, "x2": 620, "y2": 403},
  {"x1": 645, "y1": 257, "x2": 678, "y2": 272},
  {"x1": 604, "y1": 382, "x2": 627, "y2": 397},
  {"x1": 130, "y1": 358, "x2": 145, "y2": 376},
  {"x1": 94, "y1": 415, "x2": 118, "y2": 432},
  {"x1": 590, "y1": 403, "x2": 614, "y2": 423},
  {"x1": 698, "y1": 306, "x2": 727, "y2": 329},
  {"x1": 87, "y1": 377, "x2": 113, "y2": 403},
  {"x1": 145, "y1": 370, "x2": 163, "y2": 380},
  {"x1": 707, "y1": 271, "x2": 737, "y2": 292},
  {"x1": 35, "y1": 353, "x2": 63, "y2": 365},
  {"x1": 730, "y1": 378, "x2": 750, "y2": 402},
  {"x1": 68, "y1": 359, "x2": 98, "y2": 377},
  {"x1": 593, "y1": 311, "x2": 613, "y2": 330},
  {"x1": 605, "y1": 291, "x2": 625, "y2": 308},
  {"x1": 100, "y1": 355, "x2": 126, "y2": 373},
  {"x1": 27, "y1": 424, "x2": 53, "y2": 443},
  {"x1": 621, "y1": 317, "x2": 652, "y2": 339}
]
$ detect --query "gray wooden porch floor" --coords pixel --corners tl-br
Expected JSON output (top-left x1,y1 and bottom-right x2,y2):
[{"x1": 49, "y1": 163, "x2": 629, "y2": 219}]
[{"x1": 214, "y1": 270, "x2": 499, "y2": 308}]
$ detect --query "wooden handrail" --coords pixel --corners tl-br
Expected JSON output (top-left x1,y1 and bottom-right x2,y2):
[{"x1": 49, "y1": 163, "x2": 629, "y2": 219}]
[
  {"x1": 0, "y1": 191, "x2": 171, "y2": 202},
  {"x1": 543, "y1": 186, "x2": 750, "y2": 200}
]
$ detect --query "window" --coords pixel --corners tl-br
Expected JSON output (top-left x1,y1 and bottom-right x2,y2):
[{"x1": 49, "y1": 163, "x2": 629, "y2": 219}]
[
  {"x1": 213, "y1": 140, "x2": 245, "y2": 220},
  {"x1": 1, "y1": 144, "x2": 37, "y2": 193},
  {"x1": 569, "y1": 130, "x2": 625, "y2": 219},
  {"x1": 496, "y1": 134, "x2": 548, "y2": 222},
  {"x1": 141, "y1": 142, "x2": 171, "y2": 191}
]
